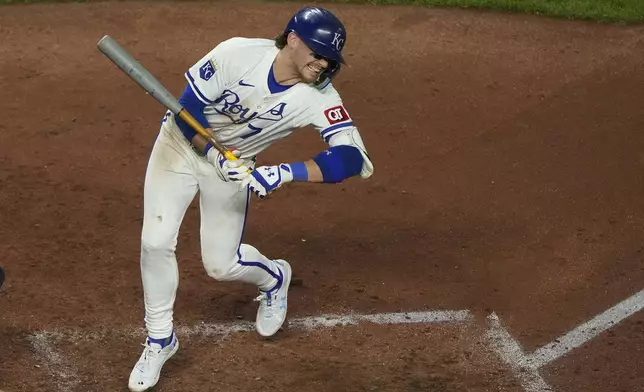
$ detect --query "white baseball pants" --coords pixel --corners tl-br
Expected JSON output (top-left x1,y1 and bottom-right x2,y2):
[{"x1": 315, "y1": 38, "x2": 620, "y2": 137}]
[{"x1": 140, "y1": 120, "x2": 282, "y2": 339}]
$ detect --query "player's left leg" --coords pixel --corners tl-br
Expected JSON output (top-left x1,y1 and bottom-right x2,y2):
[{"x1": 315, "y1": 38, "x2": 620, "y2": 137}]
[
  {"x1": 196, "y1": 165, "x2": 292, "y2": 337},
  {"x1": 129, "y1": 126, "x2": 197, "y2": 392}
]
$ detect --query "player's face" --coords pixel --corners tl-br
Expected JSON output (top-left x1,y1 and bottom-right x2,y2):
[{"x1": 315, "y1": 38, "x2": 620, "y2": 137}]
[{"x1": 292, "y1": 36, "x2": 329, "y2": 83}]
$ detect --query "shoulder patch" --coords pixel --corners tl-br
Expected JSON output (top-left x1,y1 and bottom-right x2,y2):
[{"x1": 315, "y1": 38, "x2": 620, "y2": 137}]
[
  {"x1": 324, "y1": 105, "x2": 349, "y2": 125},
  {"x1": 199, "y1": 59, "x2": 217, "y2": 81}
]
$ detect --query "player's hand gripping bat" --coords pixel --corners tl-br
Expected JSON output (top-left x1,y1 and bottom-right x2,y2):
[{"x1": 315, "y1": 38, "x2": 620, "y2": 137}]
[{"x1": 96, "y1": 35, "x2": 239, "y2": 162}]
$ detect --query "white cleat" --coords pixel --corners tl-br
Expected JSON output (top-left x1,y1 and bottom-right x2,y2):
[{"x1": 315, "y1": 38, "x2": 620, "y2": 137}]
[
  {"x1": 128, "y1": 334, "x2": 179, "y2": 392},
  {"x1": 255, "y1": 259, "x2": 292, "y2": 337}
]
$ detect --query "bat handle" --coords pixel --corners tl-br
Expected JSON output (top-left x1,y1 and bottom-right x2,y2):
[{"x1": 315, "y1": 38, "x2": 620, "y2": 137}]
[
  {"x1": 176, "y1": 110, "x2": 235, "y2": 158},
  {"x1": 176, "y1": 110, "x2": 251, "y2": 173},
  {"x1": 222, "y1": 150, "x2": 238, "y2": 161}
]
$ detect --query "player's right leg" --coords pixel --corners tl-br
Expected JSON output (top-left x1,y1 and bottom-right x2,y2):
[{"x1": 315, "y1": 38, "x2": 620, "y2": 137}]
[
  {"x1": 129, "y1": 126, "x2": 199, "y2": 392},
  {"x1": 196, "y1": 165, "x2": 293, "y2": 338}
]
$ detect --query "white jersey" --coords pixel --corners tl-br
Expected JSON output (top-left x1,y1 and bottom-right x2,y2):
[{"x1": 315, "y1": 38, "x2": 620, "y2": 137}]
[{"x1": 168, "y1": 38, "x2": 355, "y2": 158}]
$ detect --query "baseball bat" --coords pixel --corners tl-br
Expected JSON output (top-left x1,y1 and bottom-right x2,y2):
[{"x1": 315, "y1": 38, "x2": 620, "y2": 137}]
[{"x1": 96, "y1": 35, "x2": 238, "y2": 161}]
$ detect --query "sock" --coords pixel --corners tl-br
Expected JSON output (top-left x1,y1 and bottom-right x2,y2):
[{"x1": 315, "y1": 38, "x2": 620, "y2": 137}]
[{"x1": 147, "y1": 332, "x2": 174, "y2": 348}]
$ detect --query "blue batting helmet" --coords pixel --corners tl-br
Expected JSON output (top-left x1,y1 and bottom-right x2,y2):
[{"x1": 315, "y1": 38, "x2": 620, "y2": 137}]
[{"x1": 283, "y1": 7, "x2": 347, "y2": 84}]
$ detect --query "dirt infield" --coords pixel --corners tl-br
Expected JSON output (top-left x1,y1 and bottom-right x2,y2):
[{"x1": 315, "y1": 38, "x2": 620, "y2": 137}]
[{"x1": 0, "y1": 2, "x2": 643, "y2": 392}]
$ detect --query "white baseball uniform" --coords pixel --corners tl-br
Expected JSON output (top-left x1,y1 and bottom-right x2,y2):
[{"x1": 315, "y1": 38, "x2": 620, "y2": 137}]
[{"x1": 141, "y1": 37, "x2": 373, "y2": 338}]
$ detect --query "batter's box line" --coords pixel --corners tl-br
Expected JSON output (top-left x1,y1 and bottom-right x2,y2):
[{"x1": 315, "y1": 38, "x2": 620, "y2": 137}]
[
  {"x1": 487, "y1": 288, "x2": 644, "y2": 392},
  {"x1": 29, "y1": 309, "x2": 473, "y2": 392},
  {"x1": 178, "y1": 309, "x2": 475, "y2": 338},
  {"x1": 33, "y1": 309, "x2": 474, "y2": 343}
]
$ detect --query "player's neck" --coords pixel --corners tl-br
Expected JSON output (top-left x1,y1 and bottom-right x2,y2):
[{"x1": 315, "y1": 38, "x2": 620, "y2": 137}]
[{"x1": 273, "y1": 51, "x2": 302, "y2": 86}]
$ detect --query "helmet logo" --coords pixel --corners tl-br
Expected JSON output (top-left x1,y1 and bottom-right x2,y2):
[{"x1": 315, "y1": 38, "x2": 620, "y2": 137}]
[{"x1": 331, "y1": 32, "x2": 345, "y2": 51}]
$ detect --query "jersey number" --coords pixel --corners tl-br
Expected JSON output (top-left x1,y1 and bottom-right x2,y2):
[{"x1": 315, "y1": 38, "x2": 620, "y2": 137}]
[
  {"x1": 239, "y1": 102, "x2": 287, "y2": 140},
  {"x1": 242, "y1": 124, "x2": 263, "y2": 139}
]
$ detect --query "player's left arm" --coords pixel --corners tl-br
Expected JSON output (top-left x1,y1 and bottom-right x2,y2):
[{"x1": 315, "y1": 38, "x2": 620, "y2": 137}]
[
  {"x1": 291, "y1": 126, "x2": 374, "y2": 184},
  {"x1": 239, "y1": 143, "x2": 367, "y2": 199},
  {"x1": 239, "y1": 101, "x2": 373, "y2": 198}
]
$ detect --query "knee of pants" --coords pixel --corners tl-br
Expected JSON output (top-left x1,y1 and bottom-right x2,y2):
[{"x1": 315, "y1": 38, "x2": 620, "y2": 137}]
[
  {"x1": 203, "y1": 256, "x2": 239, "y2": 281},
  {"x1": 141, "y1": 227, "x2": 177, "y2": 256}
]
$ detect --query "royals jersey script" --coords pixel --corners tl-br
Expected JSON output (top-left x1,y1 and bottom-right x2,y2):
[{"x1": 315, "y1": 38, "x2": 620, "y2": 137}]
[{"x1": 164, "y1": 37, "x2": 360, "y2": 160}]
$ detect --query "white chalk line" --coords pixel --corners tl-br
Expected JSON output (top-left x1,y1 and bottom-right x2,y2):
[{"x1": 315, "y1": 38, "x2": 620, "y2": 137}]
[
  {"x1": 487, "y1": 313, "x2": 554, "y2": 392},
  {"x1": 486, "y1": 288, "x2": 644, "y2": 392},
  {"x1": 290, "y1": 309, "x2": 473, "y2": 329},
  {"x1": 528, "y1": 288, "x2": 644, "y2": 368},
  {"x1": 34, "y1": 310, "x2": 473, "y2": 343}
]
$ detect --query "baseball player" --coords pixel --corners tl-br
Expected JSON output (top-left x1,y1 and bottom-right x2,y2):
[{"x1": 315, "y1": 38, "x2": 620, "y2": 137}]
[{"x1": 128, "y1": 7, "x2": 374, "y2": 391}]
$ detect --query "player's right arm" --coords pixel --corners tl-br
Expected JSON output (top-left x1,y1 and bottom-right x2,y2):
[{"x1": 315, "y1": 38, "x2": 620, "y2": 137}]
[
  {"x1": 173, "y1": 40, "x2": 234, "y2": 156},
  {"x1": 172, "y1": 39, "x2": 255, "y2": 180},
  {"x1": 175, "y1": 84, "x2": 212, "y2": 153}
]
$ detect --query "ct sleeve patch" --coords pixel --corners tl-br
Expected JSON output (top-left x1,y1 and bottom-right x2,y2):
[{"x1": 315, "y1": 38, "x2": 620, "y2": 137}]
[{"x1": 324, "y1": 105, "x2": 349, "y2": 125}]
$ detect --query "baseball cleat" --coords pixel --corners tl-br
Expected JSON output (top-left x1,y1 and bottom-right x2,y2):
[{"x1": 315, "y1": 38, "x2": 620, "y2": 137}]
[
  {"x1": 128, "y1": 334, "x2": 179, "y2": 392},
  {"x1": 255, "y1": 259, "x2": 292, "y2": 337}
]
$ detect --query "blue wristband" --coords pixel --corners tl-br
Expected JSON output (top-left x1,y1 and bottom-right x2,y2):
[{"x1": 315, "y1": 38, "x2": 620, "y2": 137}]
[
  {"x1": 289, "y1": 162, "x2": 308, "y2": 181},
  {"x1": 204, "y1": 143, "x2": 214, "y2": 155}
]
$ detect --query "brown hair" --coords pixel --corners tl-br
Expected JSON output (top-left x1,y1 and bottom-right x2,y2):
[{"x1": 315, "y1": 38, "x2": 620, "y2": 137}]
[{"x1": 274, "y1": 33, "x2": 287, "y2": 49}]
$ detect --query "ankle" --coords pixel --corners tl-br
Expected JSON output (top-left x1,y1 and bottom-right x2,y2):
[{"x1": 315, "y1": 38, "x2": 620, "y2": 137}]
[
  {"x1": 147, "y1": 332, "x2": 174, "y2": 348},
  {"x1": 259, "y1": 277, "x2": 279, "y2": 292}
]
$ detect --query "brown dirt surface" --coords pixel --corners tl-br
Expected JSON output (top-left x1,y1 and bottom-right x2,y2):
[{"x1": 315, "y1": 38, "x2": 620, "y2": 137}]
[
  {"x1": 35, "y1": 323, "x2": 522, "y2": 392},
  {"x1": 0, "y1": 2, "x2": 643, "y2": 392}
]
